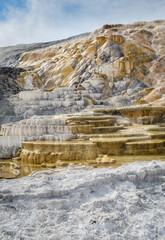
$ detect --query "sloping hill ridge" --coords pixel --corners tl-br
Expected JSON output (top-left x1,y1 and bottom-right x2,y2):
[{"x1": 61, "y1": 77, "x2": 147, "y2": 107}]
[{"x1": 0, "y1": 32, "x2": 90, "y2": 67}]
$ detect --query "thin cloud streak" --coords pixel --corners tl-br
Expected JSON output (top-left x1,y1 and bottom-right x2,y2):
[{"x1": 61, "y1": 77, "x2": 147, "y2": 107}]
[{"x1": 0, "y1": 0, "x2": 164, "y2": 47}]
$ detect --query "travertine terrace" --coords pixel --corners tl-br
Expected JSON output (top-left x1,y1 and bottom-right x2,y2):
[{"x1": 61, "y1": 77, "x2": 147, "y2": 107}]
[
  {"x1": 0, "y1": 20, "x2": 165, "y2": 176},
  {"x1": 0, "y1": 20, "x2": 165, "y2": 240},
  {"x1": 0, "y1": 161, "x2": 165, "y2": 239}
]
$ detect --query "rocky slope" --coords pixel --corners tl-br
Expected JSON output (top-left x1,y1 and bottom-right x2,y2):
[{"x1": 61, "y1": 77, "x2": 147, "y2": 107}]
[
  {"x1": 0, "y1": 20, "x2": 165, "y2": 159},
  {"x1": 0, "y1": 161, "x2": 165, "y2": 240},
  {"x1": 0, "y1": 20, "x2": 165, "y2": 125},
  {"x1": 0, "y1": 21, "x2": 165, "y2": 239}
]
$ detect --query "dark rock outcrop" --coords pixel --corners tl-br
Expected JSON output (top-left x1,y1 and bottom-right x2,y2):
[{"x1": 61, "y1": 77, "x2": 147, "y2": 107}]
[{"x1": 0, "y1": 67, "x2": 24, "y2": 101}]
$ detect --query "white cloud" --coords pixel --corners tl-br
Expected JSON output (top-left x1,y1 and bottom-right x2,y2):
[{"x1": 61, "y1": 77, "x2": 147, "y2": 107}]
[{"x1": 0, "y1": 0, "x2": 164, "y2": 47}]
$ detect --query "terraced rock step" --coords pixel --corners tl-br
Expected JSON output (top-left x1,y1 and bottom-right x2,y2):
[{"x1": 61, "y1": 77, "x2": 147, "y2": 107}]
[
  {"x1": 71, "y1": 125, "x2": 124, "y2": 134},
  {"x1": 20, "y1": 134, "x2": 165, "y2": 164},
  {"x1": 77, "y1": 132, "x2": 147, "y2": 140},
  {"x1": 91, "y1": 125, "x2": 124, "y2": 134},
  {"x1": 66, "y1": 115, "x2": 117, "y2": 125},
  {"x1": 18, "y1": 111, "x2": 165, "y2": 164},
  {"x1": 91, "y1": 136, "x2": 152, "y2": 155},
  {"x1": 67, "y1": 115, "x2": 117, "y2": 120},
  {"x1": 21, "y1": 140, "x2": 97, "y2": 164},
  {"x1": 1, "y1": 104, "x2": 165, "y2": 163},
  {"x1": 148, "y1": 132, "x2": 165, "y2": 139},
  {"x1": 69, "y1": 119, "x2": 116, "y2": 127},
  {"x1": 90, "y1": 136, "x2": 152, "y2": 143},
  {"x1": 87, "y1": 119, "x2": 116, "y2": 127},
  {"x1": 71, "y1": 125, "x2": 94, "y2": 134},
  {"x1": 93, "y1": 106, "x2": 165, "y2": 124},
  {"x1": 147, "y1": 127, "x2": 165, "y2": 132},
  {"x1": 126, "y1": 139, "x2": 165, "y2": 155}
]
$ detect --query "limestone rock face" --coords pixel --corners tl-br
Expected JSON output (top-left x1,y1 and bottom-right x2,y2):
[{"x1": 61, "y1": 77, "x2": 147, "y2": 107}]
[{"x1": 143, "y1": 87, "x2": 165, "y2": 105}]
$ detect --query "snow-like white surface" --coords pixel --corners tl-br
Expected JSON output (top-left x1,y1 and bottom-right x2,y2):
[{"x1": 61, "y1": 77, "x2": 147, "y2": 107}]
[
  {"x1": 0, "y1": 161, "x2": 165, "y2": 240},
  {"x1": 0, "y1": 136, "x2": 24, "y2": 158}
]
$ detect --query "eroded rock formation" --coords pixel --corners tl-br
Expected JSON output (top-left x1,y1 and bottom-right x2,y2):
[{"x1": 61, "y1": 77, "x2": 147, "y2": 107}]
[
  {"x1": 13, "y1": 20, "x2": 165, "y2": 107},
  {"x1": 0, "y1": 67, "x2": 24, "y2": 101},
  {"x1": 0, "y1": 20, "x2": 165, "y2": 163}
]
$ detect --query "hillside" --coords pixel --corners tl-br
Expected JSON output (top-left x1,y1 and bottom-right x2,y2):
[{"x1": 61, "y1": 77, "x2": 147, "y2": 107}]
[
  {"x1": 0, "y1": 20, "x2": 164, "y2": 132},
  {"x1": 0, "y1": 20, "x2": 165, "y2": 240},
  {"x1": 0, "y1": 20, "x2": 165, "y2": 107}
]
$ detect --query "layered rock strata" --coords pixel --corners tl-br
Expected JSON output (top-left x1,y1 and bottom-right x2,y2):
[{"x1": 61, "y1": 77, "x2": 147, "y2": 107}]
[
  {"x1": 1, "y1": 104, "x2": 165, "y2": 161},
  {"x1": 0, "y1": 114, "x2": 74, "y2": 158},
  {"x1": 93, "y1": 106, "x2": 165, "y2": 124},
  {"x1": 20, "y1": 125, "x2": 165, "y2": 165},
  {"x1": 0, "y1": 86, "x2": 107, "y2": 128}
]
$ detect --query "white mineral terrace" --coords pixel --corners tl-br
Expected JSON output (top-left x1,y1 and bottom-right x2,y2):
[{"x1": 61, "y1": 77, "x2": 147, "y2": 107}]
[
  {"x1": 0, "y1": 136, "x2": 25, "y2": 158},
  {"x1": 0, "y1": 161, "x2": 165, "y2": 240},
  {"x1": 0, "y1": 115, "x2": 75, "y2": 158}
]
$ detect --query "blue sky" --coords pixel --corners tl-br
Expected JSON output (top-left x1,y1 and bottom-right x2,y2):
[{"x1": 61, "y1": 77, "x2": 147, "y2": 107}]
[
  {"x1": 0, "y1": 0, "x2": 164, "y2": 47},
  {"x1": 0, "y1": 0, "x2": 25, "y2": 19}
]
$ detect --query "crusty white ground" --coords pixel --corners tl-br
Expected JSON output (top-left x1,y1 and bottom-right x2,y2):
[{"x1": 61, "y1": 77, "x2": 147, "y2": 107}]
[{"x1": 0, "y1": 161, "x2": 165, "y2": 240}]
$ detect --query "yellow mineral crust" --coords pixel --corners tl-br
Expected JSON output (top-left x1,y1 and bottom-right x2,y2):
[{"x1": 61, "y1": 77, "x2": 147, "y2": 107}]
[{"x1": 19, "y1": 108, "x2": 165, "y2": 165}]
